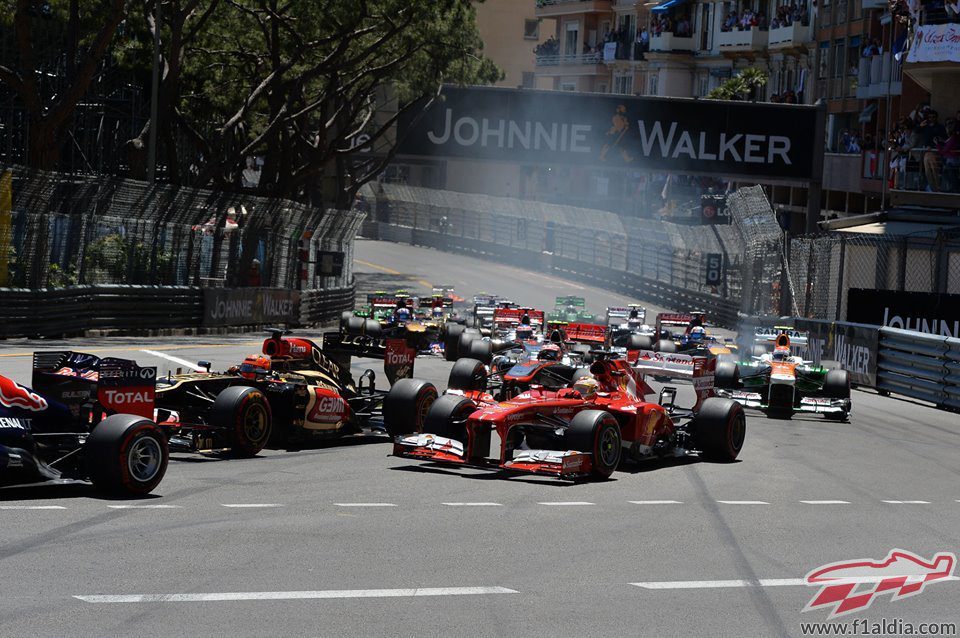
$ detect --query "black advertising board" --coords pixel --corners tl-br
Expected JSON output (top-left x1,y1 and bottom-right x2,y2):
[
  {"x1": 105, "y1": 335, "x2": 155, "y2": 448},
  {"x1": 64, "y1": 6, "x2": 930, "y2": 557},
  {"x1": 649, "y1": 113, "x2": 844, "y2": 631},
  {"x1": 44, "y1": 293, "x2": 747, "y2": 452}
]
[
  {"x1": 701, "y1": 194, "x2": 729, "y2": 224},
  {"x1": 794, "y1": 319, "x2": 878, "y2": 387},
  {"x1": 397, "y1": 86, "x2": 819, "y2": 181},
  {"x1": 847, "y1": 288, "x2": 960, "y2": 338},
  {"x1": 315, "y1": 251, "x2": 345, "y2": 277},
  {"x1": 203, "y1": 288, "x2": 300, "y2": 327}
]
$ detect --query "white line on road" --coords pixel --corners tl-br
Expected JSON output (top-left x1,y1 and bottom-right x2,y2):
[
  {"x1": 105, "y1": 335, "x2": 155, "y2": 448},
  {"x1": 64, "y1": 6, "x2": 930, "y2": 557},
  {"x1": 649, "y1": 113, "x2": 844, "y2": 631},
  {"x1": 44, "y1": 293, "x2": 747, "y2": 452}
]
[
  {"x1": 335, "y1": 503, "x2": 397, "y2": 507},
  {"x1": 800, "y1": 500, "x2": 851, "y2": 505},
  {"x1": 537, "y1": 501, "x2": 595, "y2": 506},
  {"x1": 629, "y1": 500, "x2": 683, "y2": 505},
  {"x1": 107, "y1": 504, "x2": 180, "y2": 509},
  {"x1": 220, "y1": 504, "x2": 283, "y2": 508},
  {"x1": 75, "y1": 586, "x2": 519, "y2": 603},
  {"x1": 140, "y1": 349, "x2": 206, "y2": 372},
  {"x1": 442, "y1": 502, "x2": 503, "y2": 507},
  {"x1": 882, "y1": 500, "x2": 931, "y2": 504},
  {"x1": 0, "y1": 505, "x2": 67, "y2": 510},
  {"x1": 631, "y1": 577, "x2": 960, "y2": 590},
  {"x1": 716, "y1": 500, "x2": 770, "y2": 505}
]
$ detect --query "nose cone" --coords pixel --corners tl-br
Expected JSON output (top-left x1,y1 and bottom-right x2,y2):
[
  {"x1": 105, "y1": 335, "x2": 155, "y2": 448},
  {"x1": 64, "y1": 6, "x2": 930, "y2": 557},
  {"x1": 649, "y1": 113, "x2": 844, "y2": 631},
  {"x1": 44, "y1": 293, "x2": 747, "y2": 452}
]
[{"x1": 771, "y1": 373, "x2": 795, "y2": 385}]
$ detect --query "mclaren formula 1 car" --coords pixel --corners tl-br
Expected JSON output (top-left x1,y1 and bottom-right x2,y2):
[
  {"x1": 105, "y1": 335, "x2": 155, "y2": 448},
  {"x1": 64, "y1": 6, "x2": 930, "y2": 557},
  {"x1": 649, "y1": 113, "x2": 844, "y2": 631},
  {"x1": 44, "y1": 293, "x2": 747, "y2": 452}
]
[
  {"x1": 715, "y1": 331, "x2": 851, "y2": 419},
  {"x1": 387, "y1": 350, "x2": 746, "y2": 481},
  {"x1": 154, "y1": 330, "x2": 438, "y2": 452},
  {"x1": 1, "y1": 353, "x2": 169, "y2": 495}
]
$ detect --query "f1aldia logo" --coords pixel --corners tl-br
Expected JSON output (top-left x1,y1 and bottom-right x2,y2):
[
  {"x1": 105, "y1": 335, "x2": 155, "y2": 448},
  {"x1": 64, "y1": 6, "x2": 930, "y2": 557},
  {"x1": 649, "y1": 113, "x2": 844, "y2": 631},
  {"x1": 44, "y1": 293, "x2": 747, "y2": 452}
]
[{"x1": 803, "y1": 549, "x2": 956, "y2": 618}]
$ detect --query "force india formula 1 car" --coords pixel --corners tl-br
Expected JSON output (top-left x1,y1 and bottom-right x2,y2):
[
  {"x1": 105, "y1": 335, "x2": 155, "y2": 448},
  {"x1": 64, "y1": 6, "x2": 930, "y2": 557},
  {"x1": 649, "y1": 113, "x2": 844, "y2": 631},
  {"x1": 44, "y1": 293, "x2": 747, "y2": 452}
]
[
  {"x1": 387, "y1": 349, "x2": 746, "y2": 481},
  {"x1": 1, "y1": 353, "x2": 169, "y2": 495},
  {"x1": 154, "y1": 330, "x2": 438, "y2": 452},
  {"x1": 715, "y1": 331, "x2": 851, "y2": 420}
]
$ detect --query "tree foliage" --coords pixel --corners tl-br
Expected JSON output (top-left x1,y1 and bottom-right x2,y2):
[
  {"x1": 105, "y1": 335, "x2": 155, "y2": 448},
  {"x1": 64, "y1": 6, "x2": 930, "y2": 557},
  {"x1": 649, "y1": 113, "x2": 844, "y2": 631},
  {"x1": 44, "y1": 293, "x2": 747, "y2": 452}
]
[{"x1": 705, "y1": 67, "x2": 768, "y2": 102}]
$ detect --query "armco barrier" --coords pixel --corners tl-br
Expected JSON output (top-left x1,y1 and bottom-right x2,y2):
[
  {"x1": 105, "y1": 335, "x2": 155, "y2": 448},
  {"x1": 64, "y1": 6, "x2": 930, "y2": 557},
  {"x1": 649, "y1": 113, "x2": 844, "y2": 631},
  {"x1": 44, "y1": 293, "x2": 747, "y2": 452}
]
[
  {"x1": 878, "y1": 327, "x2": 960, "y2": 410},
  {"x1": 300, "y1": 282, "x2": 357, "y2": 326}
]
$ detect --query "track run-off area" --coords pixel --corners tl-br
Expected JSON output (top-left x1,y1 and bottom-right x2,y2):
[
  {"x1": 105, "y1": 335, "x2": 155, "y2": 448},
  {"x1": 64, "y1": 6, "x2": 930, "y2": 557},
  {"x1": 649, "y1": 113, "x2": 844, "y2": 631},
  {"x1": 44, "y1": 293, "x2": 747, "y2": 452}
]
[{"x1": 1, "y1": 239, "x2": 958, "y2": 637}]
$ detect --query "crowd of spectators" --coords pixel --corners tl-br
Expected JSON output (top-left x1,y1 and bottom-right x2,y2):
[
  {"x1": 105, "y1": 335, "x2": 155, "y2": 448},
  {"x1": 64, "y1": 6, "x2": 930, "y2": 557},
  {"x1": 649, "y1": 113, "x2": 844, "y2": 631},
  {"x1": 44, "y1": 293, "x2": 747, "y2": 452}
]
[
  {"x1": 721, "y1": 2, "x2": 808, "y2": 31},
  {"x1": 887, "y1": 103, "x2": 960, "y2": 192},
  {"x1": 534, "y1": 36, "x2": 560, "y2": 57},
  {"x1": 769, "y1": 90, "x2": 800, "y2": 103},
  {"x1": 650, "y1": 15, "x2": 692, "y2": 37}
]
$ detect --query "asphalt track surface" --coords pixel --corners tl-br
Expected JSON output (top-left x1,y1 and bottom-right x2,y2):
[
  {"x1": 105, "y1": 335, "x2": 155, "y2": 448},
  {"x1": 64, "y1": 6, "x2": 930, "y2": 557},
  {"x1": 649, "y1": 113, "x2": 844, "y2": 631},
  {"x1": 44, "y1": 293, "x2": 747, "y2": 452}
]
[{"x1": 1, "y1": 239, "x2": 958, "y2": 637}]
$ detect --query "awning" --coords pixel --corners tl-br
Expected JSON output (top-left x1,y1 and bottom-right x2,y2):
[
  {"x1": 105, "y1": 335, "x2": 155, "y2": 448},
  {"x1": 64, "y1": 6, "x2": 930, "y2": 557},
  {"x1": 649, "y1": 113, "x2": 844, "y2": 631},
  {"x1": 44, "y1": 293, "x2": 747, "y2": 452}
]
[
  {"x1": 651, "y1": 0, "x2": 687, "y2": 12},
  {"x1": 858, "y1": 102, "x2": 877, "y2": 123}
]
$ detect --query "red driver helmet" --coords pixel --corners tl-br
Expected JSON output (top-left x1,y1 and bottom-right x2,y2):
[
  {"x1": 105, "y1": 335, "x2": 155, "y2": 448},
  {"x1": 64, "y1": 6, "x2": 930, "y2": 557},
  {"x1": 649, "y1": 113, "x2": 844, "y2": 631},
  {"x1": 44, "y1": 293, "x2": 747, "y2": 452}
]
[
  {"x1": 538, "y1": 344, "x2": 562, "y2": 361},
  {"x1": 238, "y1": 355, "x2": 271, "y2": 380}
]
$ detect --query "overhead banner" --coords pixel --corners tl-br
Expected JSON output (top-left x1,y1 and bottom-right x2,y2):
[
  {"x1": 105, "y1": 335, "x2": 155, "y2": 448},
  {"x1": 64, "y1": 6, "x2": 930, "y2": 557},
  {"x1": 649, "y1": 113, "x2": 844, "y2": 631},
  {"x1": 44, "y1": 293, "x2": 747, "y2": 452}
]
[
  {"x1": 397, "y1": 86, "x2": 819, "y2": 181},
  {"x1": 794, "y1": 319, "x2": 878, "y2": 387},
  {"x1": 847, "y1": 288, "x2": 960, "y2": 338},
  {"x1": 907, "y1": 23, "x2": 960, "y2": 64},
  {"x1": 203, "y1": 288, "x2": 300, "y2": 327}
]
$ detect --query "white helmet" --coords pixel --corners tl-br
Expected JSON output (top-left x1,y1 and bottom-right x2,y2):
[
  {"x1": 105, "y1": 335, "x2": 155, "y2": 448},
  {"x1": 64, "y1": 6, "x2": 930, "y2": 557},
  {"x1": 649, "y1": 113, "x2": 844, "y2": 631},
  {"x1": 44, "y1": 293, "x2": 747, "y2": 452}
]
[{"x1": 572, "y1": 377, "x2": 599, "y2": 401}]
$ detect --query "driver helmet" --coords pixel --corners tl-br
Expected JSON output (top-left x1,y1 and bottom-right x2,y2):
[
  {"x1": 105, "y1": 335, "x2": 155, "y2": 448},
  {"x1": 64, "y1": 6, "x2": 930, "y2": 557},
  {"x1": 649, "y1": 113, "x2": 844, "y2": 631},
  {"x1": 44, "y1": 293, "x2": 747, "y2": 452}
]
[
  {"x1": 538, "y1": 344, "x2": 561, "y2": 361},
  {"x1": 520, "y1": 313, "x2": 531, "y2": 326},
  {"x1": 431, "y1": 306, "x2": 443, "y2": 318},
  {"x1": 688, "y1": 326, "x2": 706, "y2": 343},
  {"x1": 772, "y1": 349, "x2": 789, "y2": 362},
  {"x1": 572, "y1": 377, "x2": 599, "y2": 401},
  {"x1": 516, "y1": 326, "x2": 534, "y2": 341},
  {"x1": 238, "y1": 355, "x2": 270, "y2": 380}
]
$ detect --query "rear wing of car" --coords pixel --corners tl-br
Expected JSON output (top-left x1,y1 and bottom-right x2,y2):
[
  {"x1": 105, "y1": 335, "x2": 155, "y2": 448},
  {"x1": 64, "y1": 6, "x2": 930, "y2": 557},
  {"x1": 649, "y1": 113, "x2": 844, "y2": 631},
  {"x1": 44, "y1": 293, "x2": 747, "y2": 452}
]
[
  {"x1": 655, "y1": 312, "x2": 705, "y2": 335},
  {"x1": 321, "y1": 333, "x2": 416, "y2": 386},
  {"x1": 554, "y1": 295, "x2": 585, "y2": 308},
  {"x1": 563, "y1": 322, "x2": 608, "y2": 344},
  {"x1": 493, "y1": 307, "x2": 544, "y2": 329},
  {"x1": 752, "y1": 326, "x2": 808, "y2": 355},
  {"x1": 31, "y1": 351, "x2": 157, "y2": 419},
  {"x1": 631, "y1": 350, "x2": 715, "y2": 409}
]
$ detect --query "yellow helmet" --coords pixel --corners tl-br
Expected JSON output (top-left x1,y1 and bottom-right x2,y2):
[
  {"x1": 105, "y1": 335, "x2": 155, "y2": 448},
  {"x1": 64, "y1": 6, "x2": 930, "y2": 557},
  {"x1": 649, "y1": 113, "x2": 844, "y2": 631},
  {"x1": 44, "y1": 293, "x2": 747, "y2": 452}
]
[{"x1": 572, "y1": 377, "x2": 599, "y2": 400}]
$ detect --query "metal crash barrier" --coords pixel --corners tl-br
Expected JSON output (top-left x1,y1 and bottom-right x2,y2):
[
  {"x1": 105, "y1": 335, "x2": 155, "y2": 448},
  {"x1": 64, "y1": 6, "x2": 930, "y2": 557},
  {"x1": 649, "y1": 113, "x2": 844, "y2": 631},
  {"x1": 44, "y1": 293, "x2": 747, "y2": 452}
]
[{"x1": 878, "y1": 327, "x2": 960, "y2": 411}]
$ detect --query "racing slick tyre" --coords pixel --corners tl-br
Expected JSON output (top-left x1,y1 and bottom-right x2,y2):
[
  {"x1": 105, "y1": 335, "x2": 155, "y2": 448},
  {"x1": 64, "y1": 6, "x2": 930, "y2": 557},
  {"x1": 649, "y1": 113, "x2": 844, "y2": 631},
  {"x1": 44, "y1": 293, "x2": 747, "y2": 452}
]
[
  {"x1": 566, "y1": 411, "x2": 621, "y2": 479},
  {"x1": 628, "y1": 334, "x2": 654, "y2": 351},
  {"x1": 363, "y1": 318, "x2": 382, "y2": 338},
  {"x1": 654, "y1": 339, "x2": 677, "y2": 353},
  {"x1": 340, "y1": 310, "x2": 354, "y2": 332},
  {"x1": 345, "y1": 316, "x2": 366, "y2": 335},
  {"x1": 693, "y1": 398, "x2": 746, "y2": 463},
  {"x1": 422, "y1": 395, "x2": 475, "y2": 446},
  {"x1": 458, "y1": 329, "x2": 480, "y2": 358},
  {"x1": 85, "y1": 414, "x2": 169, "y2": 496},
  {"x1": 715, "y1": 361, "x2": 740, "y2": 389},
  {"x1": 751, "y1": 345, "x2": 768, "y2": 358},
  {"x1": 822, "y1": 370, "x2": 851, "y2": 399},
  {"x1": 443, "y1": 323, "x2": 466, "y2": 361},
  {"x1": 383, "y1": 379, "x2": 439, "y2": 437},
  {"x1": 466, "y1": 339, "x2": 493, "y2": 364},
  {"x1": 211, "y1": 386, "x2": 273, "y2": 457},
  {"x1": 448, "y1": 358, "x2": 488, "y2": 392}
]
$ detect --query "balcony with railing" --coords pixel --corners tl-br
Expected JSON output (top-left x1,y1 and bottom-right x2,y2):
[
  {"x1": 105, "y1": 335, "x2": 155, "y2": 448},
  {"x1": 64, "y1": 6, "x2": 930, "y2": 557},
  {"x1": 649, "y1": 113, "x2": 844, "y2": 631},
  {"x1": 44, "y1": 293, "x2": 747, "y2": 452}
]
[
  {"x1": 855, "y1": 53, "x2": 902, "y2": 99},
  {"x1": 717, "y1": 28, "x2": 766, "y2": 54},
  {"x1": 535, "y1": 52, "x2": 608, "y2": 75},
  {"x1": 766, "y1": 21, "x2": 814, "y2": 49},
  {"x1": 535, "y1": 0, "x2": 614, "y2": 17},
  {"x1": 648, "y1": 31, "x2": 697, "y2": 53}
]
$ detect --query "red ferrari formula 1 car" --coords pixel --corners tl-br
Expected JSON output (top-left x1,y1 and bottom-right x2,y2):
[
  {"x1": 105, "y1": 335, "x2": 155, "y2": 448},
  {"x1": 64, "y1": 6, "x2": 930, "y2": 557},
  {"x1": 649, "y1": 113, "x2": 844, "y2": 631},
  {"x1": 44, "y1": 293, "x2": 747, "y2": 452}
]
[{"x1": 386, "y1": 350, "x2": 745, "y2": 481}]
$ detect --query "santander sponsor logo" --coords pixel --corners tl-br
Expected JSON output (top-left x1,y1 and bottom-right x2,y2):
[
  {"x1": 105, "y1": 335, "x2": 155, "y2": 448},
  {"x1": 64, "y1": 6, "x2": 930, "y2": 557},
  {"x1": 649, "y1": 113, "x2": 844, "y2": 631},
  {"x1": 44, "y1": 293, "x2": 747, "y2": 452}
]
[{"x1": 0, "y1": 376, "x2": 48, "y2": 412}]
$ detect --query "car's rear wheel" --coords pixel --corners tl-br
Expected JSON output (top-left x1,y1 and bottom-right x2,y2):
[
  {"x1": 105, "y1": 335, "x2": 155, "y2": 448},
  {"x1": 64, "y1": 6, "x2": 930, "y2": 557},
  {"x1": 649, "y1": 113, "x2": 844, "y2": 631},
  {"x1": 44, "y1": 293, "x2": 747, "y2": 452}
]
[
  {"x1": 382, "y1": 379, "x2": 438, "y2": 437},
  {"x1": 566, "y1": 410, "x2": 621, "y2": 479},
  {"x1": 340, "y1": 311, "x2": 354, "y2": 332},
  {"x1": 655, "y1": 339, "x2": 677, "y2": 353},
  {"x1": 443, "y1": 323, "x2": 465, "y2": 361},
  {"x1": 467, "y1": 338, "x2": 493, "y2": 364},
  {"x1": 628, "y1": 334, "x2": 653, "y2": 350},
  {"x1": 85, "y1": 414, "x2": 169, "y2": 496},
  {"x1": 458, "y1": 329, "x2": 480, "y2": 359},
  {"x1": 345, "y1": 316, "x2": 365, "y2": 335},
  {"x1": 693, "y1": 398, "x2": 746, "y2": 462},
  {"x1": 751, "y1": 344, "x2": 768, "y2": 358},
  {"x1": 211, "y1": 386, "x2": 273, "y2": 457},
  {"x1": 448, "y1": 358, "x2": 487, "y2": 392},
  {"x1": 715, "y1": 361, "x2": 740, "y2": 389},
  {"x1": 363, "y1": 318, "x2": 382, "y2": 338},
  {"x1": 422, "y1": 395, "x2": 475, "y2": 445}
]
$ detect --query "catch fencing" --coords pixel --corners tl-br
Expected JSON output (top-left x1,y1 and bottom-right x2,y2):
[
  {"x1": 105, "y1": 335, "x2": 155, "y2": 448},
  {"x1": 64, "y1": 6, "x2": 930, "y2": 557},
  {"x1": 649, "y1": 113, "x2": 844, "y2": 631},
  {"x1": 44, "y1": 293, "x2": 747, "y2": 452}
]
[
  {"x1": 0, "y1": 166, "x2": 362, "y2": 335},
  {"x1": 368, "y1": 183, "x2": 780, "y2": 327}
]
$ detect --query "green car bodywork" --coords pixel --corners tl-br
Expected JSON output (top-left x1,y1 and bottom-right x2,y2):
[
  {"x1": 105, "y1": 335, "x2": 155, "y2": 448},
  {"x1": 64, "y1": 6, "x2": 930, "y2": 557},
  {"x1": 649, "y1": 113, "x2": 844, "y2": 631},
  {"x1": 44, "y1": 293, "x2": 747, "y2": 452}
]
[{"x1": 546, "y1": 296, "x2": 597, "y2": 324}]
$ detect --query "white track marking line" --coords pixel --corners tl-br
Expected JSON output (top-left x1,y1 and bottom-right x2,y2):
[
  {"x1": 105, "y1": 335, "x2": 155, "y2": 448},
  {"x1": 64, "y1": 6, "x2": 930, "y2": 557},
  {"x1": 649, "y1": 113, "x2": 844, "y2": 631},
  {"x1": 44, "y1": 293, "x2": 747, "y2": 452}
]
[
  {"x1": 800, "y1": 500, "x2": 850, "y2": 505},
  {"x1": 335, "y1": 503, "x2": 397, "y2": 507},
  {"x1": 442, "y1": 502, "x2": 503, "y2": 507},
  {"x1": 629, "y1": 500, "x2": 683, "y2": 505},
  {"x1": 221, "y1": 504, "x2": 283, "y2": 508},
  {"x1": 75, "y1": 586, "x2": 519, "y2": 603},
  {"x1": 716, "y1": 500, "x2": 770, "y2": 505},
  {"x1": 140, "y1": 349, "x2": 205, "y2": 372},
  {"x1": 107, "y1": 504, "x2": 180, "y2": 509},
  {"x1": 631, "y1": 577, "x2": 960, "y2": 590},
  {"x1": 882, "y1": 500, "x2": 931, "y2": 504},
  {"x1": 537, "y1": 501, "x2": 595, "y2": 506},
  {"x1": 0, "y1": 505, "x2": 67, "y2": 510}
]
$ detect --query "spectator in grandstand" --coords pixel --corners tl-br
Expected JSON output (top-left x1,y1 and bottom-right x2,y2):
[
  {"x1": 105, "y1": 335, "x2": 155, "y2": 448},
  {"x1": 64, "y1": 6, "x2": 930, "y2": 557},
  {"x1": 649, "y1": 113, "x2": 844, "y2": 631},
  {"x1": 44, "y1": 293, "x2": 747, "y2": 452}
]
[
  {"x1": 936, "y1": 121, "x2": 960, "y2": 191},
  {"x1": 722, "y1": 11, "x2": 738, "y2": 31}
]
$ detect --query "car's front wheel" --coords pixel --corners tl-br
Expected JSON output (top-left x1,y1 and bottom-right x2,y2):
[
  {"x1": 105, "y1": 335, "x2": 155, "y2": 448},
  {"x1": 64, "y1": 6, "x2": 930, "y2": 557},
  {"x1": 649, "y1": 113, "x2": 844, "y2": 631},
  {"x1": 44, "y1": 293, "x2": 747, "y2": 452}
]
[{"x1": 566, "y1": 410, "x2": 621, "y2": 479}]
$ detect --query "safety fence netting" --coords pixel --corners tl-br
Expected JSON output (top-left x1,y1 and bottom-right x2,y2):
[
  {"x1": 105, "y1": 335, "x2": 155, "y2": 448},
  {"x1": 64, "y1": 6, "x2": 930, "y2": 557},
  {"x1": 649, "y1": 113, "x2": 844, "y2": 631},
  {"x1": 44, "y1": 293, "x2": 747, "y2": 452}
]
[{"x1": 0, "y1": 165, "x2": 363, "y2": 292}]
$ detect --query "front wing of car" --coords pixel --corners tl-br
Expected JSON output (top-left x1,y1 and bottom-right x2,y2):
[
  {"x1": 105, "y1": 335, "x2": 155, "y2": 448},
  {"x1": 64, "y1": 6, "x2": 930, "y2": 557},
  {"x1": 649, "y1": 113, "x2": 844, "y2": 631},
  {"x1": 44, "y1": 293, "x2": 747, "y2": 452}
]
[
  {"x1": 717, "y1": 390, "x2": 850, "y2": 415},
  {"x1": 393, "y1": 433, "x2": 593, "y2": 479}
]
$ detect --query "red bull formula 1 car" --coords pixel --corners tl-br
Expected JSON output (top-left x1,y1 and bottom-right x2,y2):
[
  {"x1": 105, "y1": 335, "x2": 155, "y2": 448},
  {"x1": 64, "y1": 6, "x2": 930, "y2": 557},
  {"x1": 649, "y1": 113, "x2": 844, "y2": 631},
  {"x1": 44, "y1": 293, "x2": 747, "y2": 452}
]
[
  {"x1": 1, "y1": 353, "x2": 169, "y2": 495},
  {"x1": 386, "y1": 349, "x2": 745, "y2": 481}
]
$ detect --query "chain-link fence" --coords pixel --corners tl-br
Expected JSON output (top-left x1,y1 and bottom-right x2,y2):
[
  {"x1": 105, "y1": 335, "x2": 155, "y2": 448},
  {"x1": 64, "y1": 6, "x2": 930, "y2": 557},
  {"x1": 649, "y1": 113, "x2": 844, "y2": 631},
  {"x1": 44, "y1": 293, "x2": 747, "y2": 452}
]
[
  {"x1": 725, "y1": 185, "x2": 787, "y2": 317},
  {"x1": 0, "y1": 165, "x2": 362, "y2": 292}
]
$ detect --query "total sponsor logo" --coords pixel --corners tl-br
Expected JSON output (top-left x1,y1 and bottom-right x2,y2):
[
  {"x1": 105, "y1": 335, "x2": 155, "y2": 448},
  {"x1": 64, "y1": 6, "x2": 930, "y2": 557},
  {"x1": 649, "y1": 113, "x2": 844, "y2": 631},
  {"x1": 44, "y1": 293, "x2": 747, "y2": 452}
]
[
  {"x1": 0, "y1": 377, "x2": 48, "y2": 412},
  {"x1": 101, "y1": 390, "x2": 152, "y2": 405}
]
